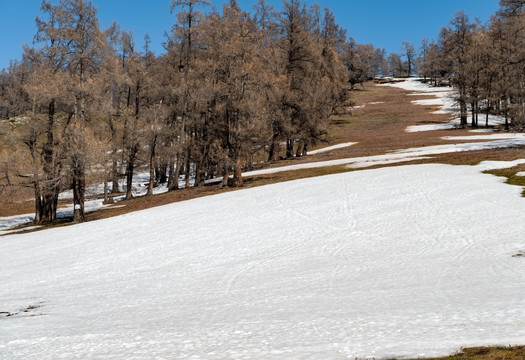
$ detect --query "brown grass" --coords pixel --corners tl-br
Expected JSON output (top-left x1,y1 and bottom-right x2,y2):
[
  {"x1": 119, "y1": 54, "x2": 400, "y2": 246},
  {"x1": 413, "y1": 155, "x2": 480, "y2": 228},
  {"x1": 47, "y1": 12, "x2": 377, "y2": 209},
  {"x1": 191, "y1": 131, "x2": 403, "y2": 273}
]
[{"x1": 418, "y1": 345, "x2": 525, "y2": 360}]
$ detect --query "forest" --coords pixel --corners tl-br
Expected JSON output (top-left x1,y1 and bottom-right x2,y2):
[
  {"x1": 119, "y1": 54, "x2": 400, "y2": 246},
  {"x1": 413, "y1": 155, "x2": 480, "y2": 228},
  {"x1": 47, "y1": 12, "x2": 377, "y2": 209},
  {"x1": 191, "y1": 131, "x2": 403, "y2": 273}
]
[{"x1": 1, "y1": 0, "x2": 525, "y2": 225}]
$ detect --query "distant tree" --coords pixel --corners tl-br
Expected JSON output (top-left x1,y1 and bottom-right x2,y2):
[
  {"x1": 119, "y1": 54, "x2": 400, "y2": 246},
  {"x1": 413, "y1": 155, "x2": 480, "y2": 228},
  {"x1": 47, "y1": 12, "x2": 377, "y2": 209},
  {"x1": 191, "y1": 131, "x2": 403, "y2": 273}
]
[
  {"x1": 440, "y1": 11, "x2": 476, "y2": 128},
  {"x1": 343, "y1": 39, "x2": 385, "y2": 86},
  {"x1": 419, "y1": 40, "x2": 445, "y2": 85},
  {"x1": 388, "y1": 52, "x2": 403, "y2": 77},
  {"x1": 498, "y1": 0, "x2": 525, "y2": 16},
  {"x1": 401, "y1": 41, "x2": 416, "y2": 76}
]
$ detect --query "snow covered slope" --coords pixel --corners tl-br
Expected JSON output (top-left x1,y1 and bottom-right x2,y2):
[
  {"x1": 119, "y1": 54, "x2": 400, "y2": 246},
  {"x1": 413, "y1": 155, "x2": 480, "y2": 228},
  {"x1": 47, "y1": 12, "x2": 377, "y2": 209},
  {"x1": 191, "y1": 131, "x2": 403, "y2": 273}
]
[{"x1": 1, "y1": 163, "x2": 525, "y2": 359}]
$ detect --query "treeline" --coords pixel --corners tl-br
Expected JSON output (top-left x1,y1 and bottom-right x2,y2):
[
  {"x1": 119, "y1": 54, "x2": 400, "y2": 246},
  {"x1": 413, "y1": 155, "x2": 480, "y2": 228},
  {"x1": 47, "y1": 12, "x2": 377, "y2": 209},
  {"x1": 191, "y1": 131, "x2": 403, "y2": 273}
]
[
  {"x1": 420, "y1": 0, "x2": 525, "y2": 130},
  {"x1": 0, "y1": 0, "x2": 389, "y2": 223}
]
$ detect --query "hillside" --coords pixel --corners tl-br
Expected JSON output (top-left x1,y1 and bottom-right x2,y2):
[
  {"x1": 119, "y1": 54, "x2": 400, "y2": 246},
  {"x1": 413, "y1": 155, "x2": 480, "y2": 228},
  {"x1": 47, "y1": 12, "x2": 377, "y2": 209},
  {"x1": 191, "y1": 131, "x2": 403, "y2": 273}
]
[
  {"x1": 2, "y1": 79, "x2": 525, "y2": 359},
  {"x1": 2, "y1": 160, "x2": 525, "y2": 359}
]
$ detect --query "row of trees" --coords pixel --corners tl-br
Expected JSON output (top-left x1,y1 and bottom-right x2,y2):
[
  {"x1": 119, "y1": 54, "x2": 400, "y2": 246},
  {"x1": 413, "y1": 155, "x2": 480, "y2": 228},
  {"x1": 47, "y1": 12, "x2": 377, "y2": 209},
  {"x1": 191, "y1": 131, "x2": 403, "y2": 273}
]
[
  {"x1": 0, "y1": 0, "x2": 368, "y2": 224},
  {"x1": 420, "y1": 0, "x2": 525, "y2": 130}
]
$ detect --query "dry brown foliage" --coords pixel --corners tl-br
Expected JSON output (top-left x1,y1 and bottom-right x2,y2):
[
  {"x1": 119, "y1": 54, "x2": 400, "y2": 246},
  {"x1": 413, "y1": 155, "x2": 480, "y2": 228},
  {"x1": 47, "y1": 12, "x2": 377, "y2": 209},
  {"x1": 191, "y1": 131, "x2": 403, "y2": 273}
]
[{"x1": 3, "y1": 81, "x2": 525, "y2": 224}]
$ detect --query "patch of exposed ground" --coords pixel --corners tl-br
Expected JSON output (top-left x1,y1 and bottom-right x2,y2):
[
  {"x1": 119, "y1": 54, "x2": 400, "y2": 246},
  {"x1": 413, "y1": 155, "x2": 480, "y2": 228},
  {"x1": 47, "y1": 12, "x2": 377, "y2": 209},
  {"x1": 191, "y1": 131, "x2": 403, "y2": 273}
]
[{"x1": 417, "y1": 346, "x2": 525, "y2": 360}]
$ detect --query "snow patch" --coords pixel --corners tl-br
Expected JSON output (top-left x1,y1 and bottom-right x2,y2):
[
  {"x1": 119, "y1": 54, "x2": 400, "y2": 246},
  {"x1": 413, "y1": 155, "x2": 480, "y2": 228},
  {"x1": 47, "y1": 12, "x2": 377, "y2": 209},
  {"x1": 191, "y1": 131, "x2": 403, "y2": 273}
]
[
  {"x1": 442, "y1": 133, "x2": 525, "y2": 141},
  {"x1": 406, "y1": 123, "x2": 458, "y2": 132},
  {"x1": 308, "y1": 142, "x2": 357, "y2": 155}
]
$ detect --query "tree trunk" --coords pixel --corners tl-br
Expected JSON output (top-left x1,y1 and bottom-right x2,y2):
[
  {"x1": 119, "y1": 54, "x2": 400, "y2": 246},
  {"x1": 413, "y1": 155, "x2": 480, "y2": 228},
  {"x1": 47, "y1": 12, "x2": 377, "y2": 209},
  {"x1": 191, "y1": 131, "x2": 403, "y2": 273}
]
[
  {"x1": 72, "y1": 156, "x2": 86, "y2": 223},
  {"x1": 167, "y1": 153, "x2": 177, "y2": 190},
  {"x1": 220, "y1": 161, "x2": 230, "y2": 188},
  {"x1": 471, "y1": 101, "x2": 476, "y2": 128},
  {"x1": 146, "y1": 134, "x2": 157, "y2": 196},
  {"x1": 111, "y1": 160, "x2": 121, "y2": 194},
  {"x1": 41, "y1": 99, "x2": 60, "y2": 223},
  {"x1": 170, "y1": 152, "x2": 184, "y2": 191},
  {"x1": 286, "y1": 137, "x2": 294, "y2": 158},
  {"x1": 474, "y1": 101, "x2": 479, "y2": 127},
  {"x1": 486, "y1": 100, "x2": 490, "y2": 127},
  {"x1": 295, "y1": 140, "x2": 305, "y2": 157},
  {"x1": 125, "y1": 144, "x2": 138, "y2": 200},
  {"x1": 504, "y1": 97, "x2": 510, "y2": 131},
  {"x1": 33, "y1": 182, "x2": 42, "y2": 225},
  {"x1": 185, "y1": 147, "x2": 191, "y2": 188},
  {"x1": 103, "y1": 181, "x2": 108, "y2": 204},
  {"x1": 159, "y1": 162, "x2": 168, "y2": 184},
  {"x1": 109, "y1": 116, "x2": 121, "y2": 193},
  {"x1": 155, "y1": 157, "x2": 168, "y2": 186},
  {"x1": 267, "y1": 126, "x2": 279, "y2": 161},
  {"x1": 232, "y1": 144, "x2": 243, "y2": 188},
  {"x1": 459, "y1": 86, "x2": 468, "y2": 128},
  {"x1": 28, "y1": 135, "x2": 44, "y2": 224}
]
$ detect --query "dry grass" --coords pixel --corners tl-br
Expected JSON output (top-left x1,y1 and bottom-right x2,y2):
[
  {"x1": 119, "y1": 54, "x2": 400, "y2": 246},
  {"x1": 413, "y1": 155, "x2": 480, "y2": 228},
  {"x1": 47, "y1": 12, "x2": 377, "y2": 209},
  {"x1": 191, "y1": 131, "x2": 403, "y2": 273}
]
[{"x1": 418, "y1": 346, "x2": 525, "y2": 360}]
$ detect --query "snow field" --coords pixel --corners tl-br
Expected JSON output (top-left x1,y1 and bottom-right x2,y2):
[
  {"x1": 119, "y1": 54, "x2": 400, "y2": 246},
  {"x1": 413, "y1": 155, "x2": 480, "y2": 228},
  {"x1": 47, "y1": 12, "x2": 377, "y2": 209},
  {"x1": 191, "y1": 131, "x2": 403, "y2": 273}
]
[{"x1": 1, "y1": 162, "x2": 525, "y2": 359}]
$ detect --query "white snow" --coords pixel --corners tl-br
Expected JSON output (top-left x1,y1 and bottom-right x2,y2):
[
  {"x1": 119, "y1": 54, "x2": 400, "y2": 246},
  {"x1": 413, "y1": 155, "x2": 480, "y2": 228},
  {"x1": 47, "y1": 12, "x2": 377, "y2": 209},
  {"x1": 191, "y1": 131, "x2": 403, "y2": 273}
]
[
  {"x1": 442, "y1": 133, "x2": 525, "y2": 141},
  {"x1": 1, "y1": 162, "x2": 525, "y2": 359},
  {"x1": 407, "y1": 122, "x2": 458, "y2": 132},
  {"x1": 516, "y1": 172, "x2": 525, "y2": 177},
  {"x1": 0, "y1": 214, "x2": 35, "y2": 234},
  {"x1": 0, "y1": 198, "x2": 111, "y2": 236},
  {"x1": 382, "y1": 79, "x2": 507, "y2": 132},
  {"x1": 308, "y1": 142, "x2": 357, "y2": 155}
]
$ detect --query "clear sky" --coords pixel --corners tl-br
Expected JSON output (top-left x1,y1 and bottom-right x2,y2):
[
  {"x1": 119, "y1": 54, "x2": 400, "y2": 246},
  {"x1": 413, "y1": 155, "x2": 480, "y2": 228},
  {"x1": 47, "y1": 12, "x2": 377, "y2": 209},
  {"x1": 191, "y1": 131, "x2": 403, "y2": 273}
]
[{"x1": 0, "y1": 0, "x2": 500, "y2": 71}]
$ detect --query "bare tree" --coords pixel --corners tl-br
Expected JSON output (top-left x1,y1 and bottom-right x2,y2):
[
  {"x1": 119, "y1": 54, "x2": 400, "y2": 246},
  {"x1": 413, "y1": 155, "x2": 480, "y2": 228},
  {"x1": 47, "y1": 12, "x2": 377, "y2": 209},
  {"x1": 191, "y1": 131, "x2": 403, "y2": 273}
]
[{"x1": 401, "y1": 41, "x2": 416, "y2": 76}]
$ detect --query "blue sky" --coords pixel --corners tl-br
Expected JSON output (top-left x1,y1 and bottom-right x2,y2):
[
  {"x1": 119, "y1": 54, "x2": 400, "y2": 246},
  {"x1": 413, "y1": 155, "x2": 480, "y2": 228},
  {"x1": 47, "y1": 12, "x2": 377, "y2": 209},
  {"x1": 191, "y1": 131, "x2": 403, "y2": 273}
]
[{"x1": 0, "y1": 0, "x2": 500, "y2": 71}]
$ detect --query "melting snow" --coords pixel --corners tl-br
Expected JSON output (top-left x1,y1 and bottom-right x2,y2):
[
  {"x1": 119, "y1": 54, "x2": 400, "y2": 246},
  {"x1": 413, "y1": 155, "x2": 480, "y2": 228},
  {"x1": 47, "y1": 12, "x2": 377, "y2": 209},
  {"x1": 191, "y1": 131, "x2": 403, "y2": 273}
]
[
  {"x1": 308, "y1": 142, "x2": 357, "y2": 155},
  {"x1": 1, "y1": 162, "x2": 525, "y2": 359},
  {"x1": 442, "y1": 133, "x2": 525, "y2": 141}
]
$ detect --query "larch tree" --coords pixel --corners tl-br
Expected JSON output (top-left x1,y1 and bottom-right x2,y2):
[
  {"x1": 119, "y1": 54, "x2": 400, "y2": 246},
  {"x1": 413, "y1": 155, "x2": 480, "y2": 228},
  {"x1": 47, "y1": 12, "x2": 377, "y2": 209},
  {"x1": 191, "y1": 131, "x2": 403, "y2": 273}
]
[
  {"x1": 278, "y1": 0, "x2": 321, "y2": 158},
  {"x1": 439, "y1": 11, "x2": 476, "y2": 128},
  {"x1": 58, "y1": 0, "x2": 108, "y2": 222},
  {"x1": 387, "y1": 52, "x2": 403, "y2": 77},
  {"x1": 166, "y1": 0, "x2": 210, "y2": 190},
  {"x1": 207, "y1": 1, "x2": 271, "y2": 186},
  {"x1": 401, "y1": 41, "x2": 416, "y2": 76}
]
